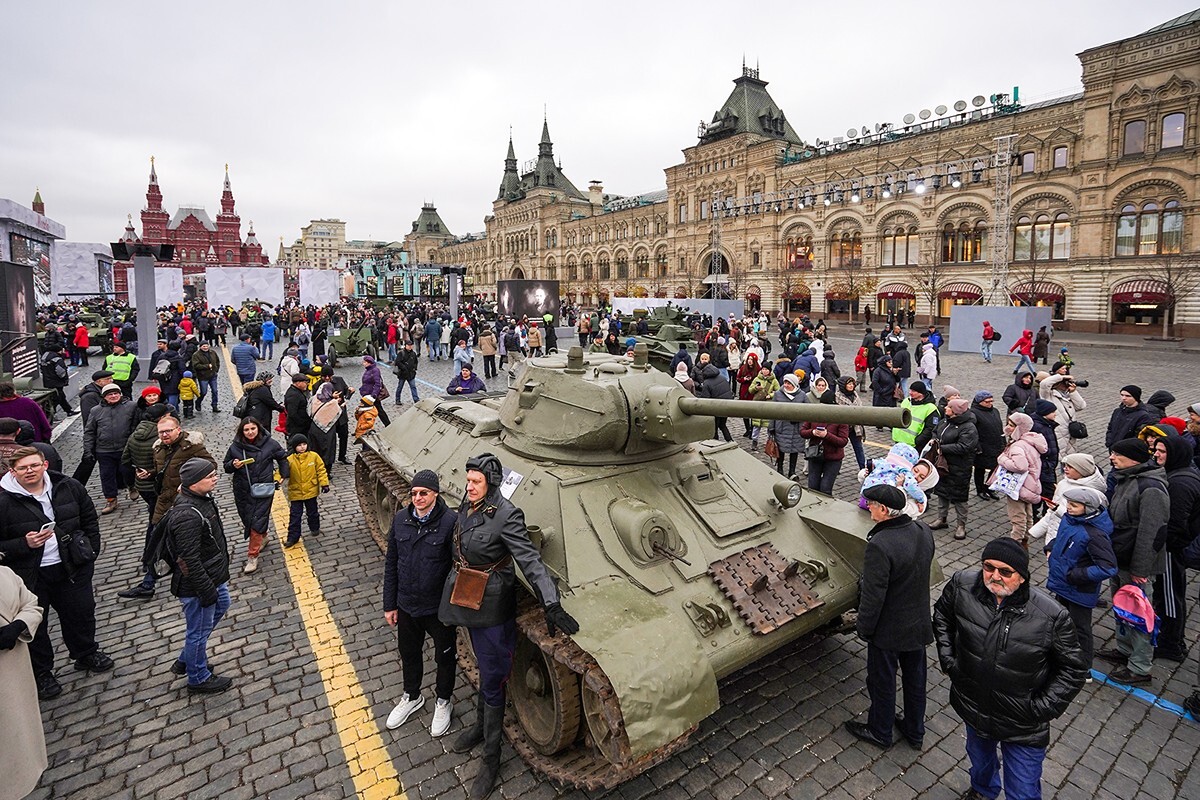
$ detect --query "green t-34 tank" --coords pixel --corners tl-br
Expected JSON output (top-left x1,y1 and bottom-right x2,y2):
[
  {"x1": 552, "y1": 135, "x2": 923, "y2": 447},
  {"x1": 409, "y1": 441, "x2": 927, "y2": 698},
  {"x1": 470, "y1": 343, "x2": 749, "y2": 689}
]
[{"x1": 355, "y1": 344, "x2": 910, "y2": 789}]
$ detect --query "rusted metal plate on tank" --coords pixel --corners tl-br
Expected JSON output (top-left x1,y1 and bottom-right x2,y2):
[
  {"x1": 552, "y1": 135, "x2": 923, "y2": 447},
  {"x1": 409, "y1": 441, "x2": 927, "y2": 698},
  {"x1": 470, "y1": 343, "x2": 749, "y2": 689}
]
[{"x1": 708, "y1": 543, "x2": 824, "y2": 635}]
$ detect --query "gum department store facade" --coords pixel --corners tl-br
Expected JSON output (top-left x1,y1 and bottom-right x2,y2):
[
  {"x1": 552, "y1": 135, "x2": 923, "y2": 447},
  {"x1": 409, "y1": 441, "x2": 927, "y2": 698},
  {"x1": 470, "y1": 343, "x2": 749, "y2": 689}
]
[{"x1": 406, "y1": 11, "x2": 1199, "y2": 334}]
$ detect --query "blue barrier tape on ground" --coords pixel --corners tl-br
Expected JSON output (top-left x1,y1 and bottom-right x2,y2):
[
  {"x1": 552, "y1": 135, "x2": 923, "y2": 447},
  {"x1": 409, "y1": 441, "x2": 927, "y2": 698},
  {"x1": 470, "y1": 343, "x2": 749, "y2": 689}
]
[{"x1": 1094, "y1": 667, "x2": 1195, "y2": 720}]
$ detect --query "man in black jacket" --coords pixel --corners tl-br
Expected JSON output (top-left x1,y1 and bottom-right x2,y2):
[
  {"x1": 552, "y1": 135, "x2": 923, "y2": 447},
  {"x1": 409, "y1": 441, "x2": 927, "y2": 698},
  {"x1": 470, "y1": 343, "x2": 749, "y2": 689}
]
[
  {"x1": 284, "y1": 374, "x2": 311, "y2": 441},
  {"x1": 0, "y1": 447, "x2": 113, "y2": 700},
  {"x1": 1105, "y1": 385, "x2": 1156, "y2": 449},
  {"x1": 971, "y1": 391, "x2": 1005, "y2": 500},
  {"x1": 382, "y1": 469, "x2": 457, "y2": 736},
  {"x1": 189, "y1": 341, "x2": 221, "y2": 413},
  {"x1": 1150, "y1": 437, "x2": 1200, "y2": 663},
  {"x1": 166, "y1": 457, "x2": 232, "y2": 694},
  {"x1": 846, "y1": 484, "x2": 935, "y2": 750},
  {"x1": 392, "y1": 341, "x2": 420, "y2": 405},
  {"x1": 934, "y1": 538, "x2": 1087, "y2": 800}
]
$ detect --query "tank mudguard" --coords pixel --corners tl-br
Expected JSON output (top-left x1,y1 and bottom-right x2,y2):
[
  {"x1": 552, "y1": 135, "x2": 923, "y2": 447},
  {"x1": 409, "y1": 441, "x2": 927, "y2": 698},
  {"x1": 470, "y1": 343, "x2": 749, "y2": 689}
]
[{"x1": 562, "y1": 576, "x2": 718, "y2": 758}]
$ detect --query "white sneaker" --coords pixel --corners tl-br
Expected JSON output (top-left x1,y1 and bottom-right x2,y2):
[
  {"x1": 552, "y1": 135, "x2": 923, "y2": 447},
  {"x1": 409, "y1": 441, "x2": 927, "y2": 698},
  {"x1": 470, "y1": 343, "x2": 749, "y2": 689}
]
[
  {"x1": 430, "y1": 698, "x2": 453, "y2": 737},
  {"x1": 386, "y1": 693, "x2": 425, "y2": 729},
  {"x1": 242, "y1": 556, "x2": 259, "y2": 574}
]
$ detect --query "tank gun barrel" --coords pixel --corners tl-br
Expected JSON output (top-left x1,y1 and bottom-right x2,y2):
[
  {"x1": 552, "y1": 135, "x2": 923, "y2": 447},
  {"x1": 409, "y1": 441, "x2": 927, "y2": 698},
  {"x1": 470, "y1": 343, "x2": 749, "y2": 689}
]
[{"x1": 678, "y1": 396, "x2": 910, "y2": 429}]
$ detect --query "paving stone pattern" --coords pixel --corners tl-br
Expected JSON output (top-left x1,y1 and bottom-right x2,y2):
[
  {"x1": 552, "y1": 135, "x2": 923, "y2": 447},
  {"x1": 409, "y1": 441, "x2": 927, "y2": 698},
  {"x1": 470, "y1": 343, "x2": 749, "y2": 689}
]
[{"x1": 27, "y1": 340, "x2": 1200, "y2": 799}]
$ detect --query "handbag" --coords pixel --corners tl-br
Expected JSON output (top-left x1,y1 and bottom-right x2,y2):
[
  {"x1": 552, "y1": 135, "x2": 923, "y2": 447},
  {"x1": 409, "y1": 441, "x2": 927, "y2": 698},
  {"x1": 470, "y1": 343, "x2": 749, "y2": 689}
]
[
  {"x1": 1068, "y1": 420, "x2": 1088, "y2": 439},
  {"x1": 448, "y1": 525, "x2": 511, "y2": 610},
  {"x1": 764, "y1": 435, "x2": 780, "y2": 460},
  {"x1": 377, "y1": 383, "x2": 390, "y2": 400},
  {"x1": 892, "y1": 384, "x2": 903, "y2": 401},
  {"x1": 805, "y1": 440, "x2": 824, "y2": 459},
  {"x1": 926, "y1": 440, "x2": 950, "y2": 476},
  {"x1": 242, "y1": 448, "x2": 277, "y2": 499},
  {"x1": 58, "y1": 528, "x2": 97, "y2": 567},
  {"x1": 988, "y1": 464, "x2": 1028, "y2": 501}
]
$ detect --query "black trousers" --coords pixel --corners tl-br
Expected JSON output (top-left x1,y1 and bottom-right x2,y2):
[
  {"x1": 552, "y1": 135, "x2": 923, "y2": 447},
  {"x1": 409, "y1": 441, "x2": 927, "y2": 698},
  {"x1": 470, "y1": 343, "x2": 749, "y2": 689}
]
[
  {"x1": 1055, "y1": 594, "x2": 1094, "y2": 669},
  {"x1": 29, "y1": 562, "x2": 99, "y2": 677},
  {"x1": 1153, "y1": 552, "x2": 1188, "y2": 656},
  {"x1": 335, "y1": 414, "x2": 349, "y2": 460},
  {"x1": 866, "y1": 644, "x2": 927, "y2": 745},
  {"x1": 396, "y1": 609, "x2": 456, "y2": 701},
  {"x1": 973, "y1": 458, "x2": 997, "y2": 493},
  {"x1": 775, "y1": 451, "x2": 800, "y2": 477}
]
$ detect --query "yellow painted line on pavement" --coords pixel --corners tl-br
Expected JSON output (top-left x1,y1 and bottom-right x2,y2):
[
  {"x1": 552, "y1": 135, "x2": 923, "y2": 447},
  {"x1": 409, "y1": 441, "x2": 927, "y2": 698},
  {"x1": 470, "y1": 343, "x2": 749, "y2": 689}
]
[{"x1": 224, "y1": 347, "x2": 406, "y2": 800}]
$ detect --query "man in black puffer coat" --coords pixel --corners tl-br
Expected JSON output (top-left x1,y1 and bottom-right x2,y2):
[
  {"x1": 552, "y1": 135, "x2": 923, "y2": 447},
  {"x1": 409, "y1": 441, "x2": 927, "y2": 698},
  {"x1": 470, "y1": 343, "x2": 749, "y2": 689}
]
[{"x1": 934, "y1": 538, "x2": 1087, "y2": 800}]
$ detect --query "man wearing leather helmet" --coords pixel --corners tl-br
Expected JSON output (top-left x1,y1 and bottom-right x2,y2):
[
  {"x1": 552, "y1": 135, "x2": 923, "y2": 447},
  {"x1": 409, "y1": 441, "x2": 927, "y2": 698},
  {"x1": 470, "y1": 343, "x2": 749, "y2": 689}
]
[{"x1": 439, "y1": 452, "x2": 579, "y2": 800}]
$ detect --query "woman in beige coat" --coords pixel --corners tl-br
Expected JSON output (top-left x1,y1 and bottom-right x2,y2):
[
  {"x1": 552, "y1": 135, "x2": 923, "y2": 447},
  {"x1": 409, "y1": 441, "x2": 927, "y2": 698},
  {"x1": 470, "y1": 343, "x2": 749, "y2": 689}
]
[{"x1": 0, "y1": 564, "x2": 46, "y2": 800}]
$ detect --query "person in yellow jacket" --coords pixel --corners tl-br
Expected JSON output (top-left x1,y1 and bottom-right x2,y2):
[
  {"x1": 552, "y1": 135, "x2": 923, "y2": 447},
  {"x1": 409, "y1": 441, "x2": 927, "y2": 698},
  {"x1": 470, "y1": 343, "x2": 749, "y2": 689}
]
[
  {"x1": 354, "y1": 395, "x2": 379, "y2": 440},
  {"x1": 283, "y1": 434, "x2": 330, "y2": 547},
  {"x1": 177, "y1": 371, "x2": 200, "y2": 419}
]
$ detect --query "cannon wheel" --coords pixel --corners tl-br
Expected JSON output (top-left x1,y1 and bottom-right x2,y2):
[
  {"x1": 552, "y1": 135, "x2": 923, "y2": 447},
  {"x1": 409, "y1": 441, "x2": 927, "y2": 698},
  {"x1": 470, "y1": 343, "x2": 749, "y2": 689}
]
[{"x1": 359, "y1": 450, "x2": 694, "y2": 789}]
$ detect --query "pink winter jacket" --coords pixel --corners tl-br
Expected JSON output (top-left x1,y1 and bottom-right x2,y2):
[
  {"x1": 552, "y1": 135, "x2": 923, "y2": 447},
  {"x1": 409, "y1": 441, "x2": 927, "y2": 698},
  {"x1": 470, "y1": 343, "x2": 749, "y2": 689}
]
[{"x1": 996, "y1": 412, "x2": 1048, "y2": 503}]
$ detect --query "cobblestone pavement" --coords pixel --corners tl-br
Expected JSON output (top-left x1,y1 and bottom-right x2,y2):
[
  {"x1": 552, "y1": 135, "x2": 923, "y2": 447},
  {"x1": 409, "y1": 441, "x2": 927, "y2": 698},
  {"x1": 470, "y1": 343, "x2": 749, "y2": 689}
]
[{"x1": 25, "y1": 339, "x2": 1200, "y2": 799}]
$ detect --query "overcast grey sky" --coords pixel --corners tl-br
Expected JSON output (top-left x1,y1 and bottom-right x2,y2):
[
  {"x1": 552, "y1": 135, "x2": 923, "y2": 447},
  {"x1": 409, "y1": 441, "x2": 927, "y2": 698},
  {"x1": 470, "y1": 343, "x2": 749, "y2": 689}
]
[{"x1": 3, "y1": 1, "x2": 1194, "y2": 251}]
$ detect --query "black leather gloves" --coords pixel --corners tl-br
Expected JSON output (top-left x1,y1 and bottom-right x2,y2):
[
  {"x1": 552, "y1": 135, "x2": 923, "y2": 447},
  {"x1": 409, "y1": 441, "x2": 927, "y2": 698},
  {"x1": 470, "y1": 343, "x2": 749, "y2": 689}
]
[
  {"x1": 0, "y1": 619, "x2": 28, "y2": 650},
  {"x1": 545, "y1": 602, "x2": 579, "y2": 637},
  {"x1": 201, "y1": 592, "x2": 219, "y2": 608},
  {"x1": 321, "y1": 485, "x2": 330, "y2": 493}
]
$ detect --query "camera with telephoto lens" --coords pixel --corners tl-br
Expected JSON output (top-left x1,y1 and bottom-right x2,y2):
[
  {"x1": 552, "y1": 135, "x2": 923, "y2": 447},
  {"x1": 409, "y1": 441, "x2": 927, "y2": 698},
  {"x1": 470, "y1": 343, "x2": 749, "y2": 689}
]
[{"x1": 1069, "y1": 379, "x2": 1089, "y2": 388}]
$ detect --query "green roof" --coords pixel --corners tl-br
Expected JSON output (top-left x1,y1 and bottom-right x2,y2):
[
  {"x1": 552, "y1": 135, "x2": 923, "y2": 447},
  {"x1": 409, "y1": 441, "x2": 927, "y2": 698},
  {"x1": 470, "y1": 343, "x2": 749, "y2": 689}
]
[
  {"x1": 700, "y1": 67, "x2": 802, "y2": 145},
  {"x1": 411, "y1": 203, "x2": 452, "y2": 237},
  {"x1": 1141, "y1": 8, "x2": 1200, "y2": 34}
]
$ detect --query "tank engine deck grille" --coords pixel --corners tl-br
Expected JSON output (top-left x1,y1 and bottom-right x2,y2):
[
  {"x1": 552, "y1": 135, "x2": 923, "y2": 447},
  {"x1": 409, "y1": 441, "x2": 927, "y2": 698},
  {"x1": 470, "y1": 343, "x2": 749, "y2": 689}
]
[{"x1": 708, "y1": 544, "x2": 824, "y2": 635}]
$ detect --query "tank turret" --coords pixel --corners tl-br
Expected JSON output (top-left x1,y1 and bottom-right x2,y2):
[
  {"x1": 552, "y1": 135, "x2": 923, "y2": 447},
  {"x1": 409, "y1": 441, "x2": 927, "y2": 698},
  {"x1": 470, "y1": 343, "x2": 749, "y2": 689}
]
[
  {"x1": 355, "y1": 343, "x2": 932, "y2": 791},
  {"x1": 497, "y1": 345, "x2": 907, "y2": 464}
]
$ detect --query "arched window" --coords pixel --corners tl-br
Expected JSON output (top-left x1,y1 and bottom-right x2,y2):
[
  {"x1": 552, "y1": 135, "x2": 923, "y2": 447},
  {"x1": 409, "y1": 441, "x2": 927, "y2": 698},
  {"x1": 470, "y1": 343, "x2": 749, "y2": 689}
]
[
  {"x1": 582, "y1": 255, "x2": 593, "y2": 281},
  {"x1": 615, "y1": 254, "x2": 628, "y2": 279},
  {"x1": 832, "y1": 232, "x2": 862, "y2": 270},
  {"x1": 225, "y1": 249, "x2": 234, "y2": 262},
  {"x1": 1116, "y1": 200, "x2": 1184, "y2": 256},
  {"x1": 1014, "y1": 213, "x2": 1070, "y2": 261},
  {"x1": 1161, "y1": 113, "x2": 1185, "y2": 149},
  {"x1": 785, "y1": 234, "x2": 814, "y2": 269},
  {"x1": 598, "y1": 255, "x2": 610, "y2": 280},
  {"x1": 941, "y1": 223, "x2": 986, "y2": 263},
  {"x1": 635, "y1": 252, "x2": 649, "y2": 278},
  {"x1": 880, "y1": 226, "x2": 917, "y2": 266},
  {"x1": 1123, "y1": 120, "x2": 1146, "y2": 155},
  {"x1": 656, "y1": 249, "x2": 668, "y2": 277}
]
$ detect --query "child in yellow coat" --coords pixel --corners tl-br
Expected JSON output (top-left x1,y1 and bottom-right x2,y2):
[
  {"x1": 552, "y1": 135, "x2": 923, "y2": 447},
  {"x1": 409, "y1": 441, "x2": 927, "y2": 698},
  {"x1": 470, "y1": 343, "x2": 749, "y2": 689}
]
[
  {"x1": 354, "y1": 395, "x2": 379, "y2": 440},
  {"x1": 284, "y1": 434, "x2": 330, "y2": 547},
  {"x1": 178, "y1": 371, "x2": 200, "y2": 418}
]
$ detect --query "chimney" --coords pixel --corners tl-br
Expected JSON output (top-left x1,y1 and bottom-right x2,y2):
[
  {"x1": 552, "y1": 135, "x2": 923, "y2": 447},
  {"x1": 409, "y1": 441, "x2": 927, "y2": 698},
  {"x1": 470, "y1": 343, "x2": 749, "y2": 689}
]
[{"x1": 588, "y1": 180, "x2": 604, "y2": 207}]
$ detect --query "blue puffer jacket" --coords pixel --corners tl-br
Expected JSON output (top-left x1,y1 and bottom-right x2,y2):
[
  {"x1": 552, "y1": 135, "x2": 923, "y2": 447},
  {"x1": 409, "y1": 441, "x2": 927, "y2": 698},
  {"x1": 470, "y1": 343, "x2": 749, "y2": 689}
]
[
  {"x1": 230, "y1": 342, "x2": 259, "y2": 376},
  {"x1": 1045, "y1": 509, "x2": 1118, "y2": 608}
]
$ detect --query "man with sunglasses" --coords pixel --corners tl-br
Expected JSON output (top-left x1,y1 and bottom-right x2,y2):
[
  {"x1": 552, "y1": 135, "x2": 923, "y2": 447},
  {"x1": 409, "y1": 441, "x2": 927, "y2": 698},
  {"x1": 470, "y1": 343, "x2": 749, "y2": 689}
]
[
  {"x1": 934, "y1": 537, "x2": 1087, "y2": 800},
  {"x1": 381, "y1": 469, "x2": 458, "y2": 738}
]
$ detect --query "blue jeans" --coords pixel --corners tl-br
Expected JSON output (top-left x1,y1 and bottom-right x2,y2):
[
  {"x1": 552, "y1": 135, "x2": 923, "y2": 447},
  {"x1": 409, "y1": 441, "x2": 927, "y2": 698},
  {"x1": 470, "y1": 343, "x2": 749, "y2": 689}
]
[
  {"x1": 438, "y1": 342, "x2": 449, "y2": 359},
  {"x1": 237, "y1": 372, "x2": 254, "y2": 389},
  {"x1": 849, "y1": 429, "x2": 866, "y2": 469},
  {"x1": 199, "y1": 376, "x2": 219, "y2": 409},
  {"x1": 397, "y1": 377, "x2": 419, "y2": 402},
  {"x1": 387, "y1": 343, "x2": 397, "y2": 362},
  {"x1": 167, "y1": 394, "x2": 180, "y2": 409},
  {"x1": 965, "y1": 723, "x2": 1045, "y2": 800},
  {"x1": 179, "y1": 583, "x2": 231, "y2": 685},
  {"x1": 899, "y1": 376, "x2": 909, "y2": 394},
  {"x1": 1013, "y1": 353, "x2": 1034, "y2": 374},
  {"x1": 262, "y1": 341, "x2": 274, "y2": 360},
  {"x1": 427, "y1": 340, "x2": 437, "y2": 360},
  {"x1": 981, "y1": 340, "x2": 993, "y2": 362}
]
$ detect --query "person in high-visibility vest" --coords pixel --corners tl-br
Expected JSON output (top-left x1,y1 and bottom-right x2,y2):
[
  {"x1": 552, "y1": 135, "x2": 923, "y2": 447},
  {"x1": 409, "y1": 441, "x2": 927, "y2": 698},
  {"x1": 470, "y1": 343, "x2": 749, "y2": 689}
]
[
  {"x1": 104, "y1": 342, "x2": 140, "y2": 399},
  {"x1": 892, "y1": 380, "x2": 940, "y2": 453}
]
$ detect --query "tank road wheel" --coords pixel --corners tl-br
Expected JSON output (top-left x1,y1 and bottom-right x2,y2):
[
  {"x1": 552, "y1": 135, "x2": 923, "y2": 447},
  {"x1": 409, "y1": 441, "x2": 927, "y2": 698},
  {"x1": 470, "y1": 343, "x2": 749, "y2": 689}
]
[
  {"x1": 354, "y1": 451, "x2": 409, "y2": 552},
  {"x1": 580, "y1": 674, "x2": 624, "y2": 765},
  {"x1": 510, "y1": 632, "x2": 581, "y2": 755}
]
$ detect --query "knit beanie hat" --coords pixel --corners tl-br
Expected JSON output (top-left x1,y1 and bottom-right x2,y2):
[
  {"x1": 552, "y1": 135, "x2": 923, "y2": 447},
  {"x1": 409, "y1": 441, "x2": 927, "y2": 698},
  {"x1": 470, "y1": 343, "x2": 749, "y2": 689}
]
[
  {"x1": 973, "y1": 390, "x2": 993, "y2": 403},
  {"x1": 144, "y1": 404, "x2": 170, "y2": 421},
  {"x1": 410, "y1": 469, "x2": 440, "y2": 493},
  {"x1": 288, "y1": 434, "x2": 308, "y2": 450},
  {"x1": 1160, "y1": 417, "x2": 1187, "y2": 435},
  {"x1": 179, "y1": 457, "x2": 216, "y2": 488},
  {"x1": 141, "y1": 386, "x2": 161, "y2": 399},
  {"x1": 1111, "y1": 438, "x2": 1150, "y2": 463},
  {"x1": 1121, "y1": 385, "x2": 1142, "y2": 401},
  {"x1": 942, "y1": 385, "x2": 960, "y2": 399},
  {"x1": 981, "y1": 537, "x2": 1029, "y2": 580},
  {"x1": 948, "y1": 398, "x2": 970, "y2": 415},
  {"x1": 1060, "y1": 452, "x2": 1097, "y2": 477},
  {"x1": 1035, "y1": 399, "x2": 1057, "y2": 417},
  {"x1": 101, "y1": 384, "x2": 122, "y2": 396}
]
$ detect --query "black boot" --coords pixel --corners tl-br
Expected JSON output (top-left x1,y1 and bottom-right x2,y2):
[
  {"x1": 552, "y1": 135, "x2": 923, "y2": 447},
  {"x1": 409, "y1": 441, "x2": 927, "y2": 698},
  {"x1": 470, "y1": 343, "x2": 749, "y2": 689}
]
[
  {"x1": 470, "y1": 702, "x2": 505, "y2": 800},
  {"x1": 451, "y1": 695, "x2": 485, "y2": 753}
]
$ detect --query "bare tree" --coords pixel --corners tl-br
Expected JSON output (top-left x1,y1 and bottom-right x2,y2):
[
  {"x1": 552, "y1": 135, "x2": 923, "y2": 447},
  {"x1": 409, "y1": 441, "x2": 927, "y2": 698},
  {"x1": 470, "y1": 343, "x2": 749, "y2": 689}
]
[
  {"x1": 912, "y1": 248, "x2": 949, "y2": 326},
  {"x1": 1142, "y1": 251, "x2": 1200, "y2": 339},
  {"x1": 827, "y1": 261, "x2": 877, "y2": 323}
]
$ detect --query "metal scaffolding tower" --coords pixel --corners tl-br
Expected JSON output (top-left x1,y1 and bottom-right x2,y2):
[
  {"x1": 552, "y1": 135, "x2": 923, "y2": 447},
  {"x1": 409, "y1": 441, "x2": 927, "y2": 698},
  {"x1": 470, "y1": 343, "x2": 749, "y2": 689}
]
[
  {"x1": 985, "y1": 134, "x2": 1018, "y2": 305},
  {"x1": 710, "y1": 189, "x2": 725, "y2": 298}
]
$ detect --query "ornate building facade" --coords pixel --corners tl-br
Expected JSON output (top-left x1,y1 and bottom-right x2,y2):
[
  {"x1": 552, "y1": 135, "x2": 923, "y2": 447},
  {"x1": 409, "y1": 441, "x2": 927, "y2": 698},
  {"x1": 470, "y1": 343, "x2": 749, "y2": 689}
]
[
  {"x1": 113, "y1": 160, "x2": 268, "y2": 300},
  {"x1": 408, "y1": 11, "x2": 1199, "y2": 333}
]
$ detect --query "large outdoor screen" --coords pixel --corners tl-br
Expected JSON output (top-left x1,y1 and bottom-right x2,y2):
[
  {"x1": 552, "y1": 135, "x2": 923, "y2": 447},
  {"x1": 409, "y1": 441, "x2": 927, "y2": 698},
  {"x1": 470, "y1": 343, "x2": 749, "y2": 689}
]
[
  {"x1": 9, "y1": 234, "x2": 52, "y2": 306},
  {"x1": 496, "y1": 280, "x2": 560, "y2": 323}
]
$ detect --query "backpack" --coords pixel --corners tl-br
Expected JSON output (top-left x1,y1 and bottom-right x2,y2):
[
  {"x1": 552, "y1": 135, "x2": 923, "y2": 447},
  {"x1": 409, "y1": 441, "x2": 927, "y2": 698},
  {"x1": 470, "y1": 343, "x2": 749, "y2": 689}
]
[
  {"x1": 297, "y1": 331, "x2": 311, "y2": 346},
  {"x1": 1113, "y1": 583, "x2": 1158, "y2": 646},
  {"x1": 504, "y1": 332, "x2": 520, "y2": 350},
  {"x1": 151, "y1": 358, "x2": 174, "y2": 379},
  {"x1": 232, "y1": 393, "x2": 250, "y2": 418},
  {"x1": 142, "y1": 506, "x2": 209, "y2": 579},
  {"x1": 989, "y1": 331, "x2": 1002, "y2": 342}
]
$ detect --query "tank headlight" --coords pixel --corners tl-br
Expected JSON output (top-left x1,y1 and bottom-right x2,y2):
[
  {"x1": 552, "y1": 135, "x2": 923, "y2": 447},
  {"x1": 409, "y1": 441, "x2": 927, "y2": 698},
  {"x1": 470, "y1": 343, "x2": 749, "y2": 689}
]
[{"x1": 773, "y1": 481, "x2": 802, "y2": 508}]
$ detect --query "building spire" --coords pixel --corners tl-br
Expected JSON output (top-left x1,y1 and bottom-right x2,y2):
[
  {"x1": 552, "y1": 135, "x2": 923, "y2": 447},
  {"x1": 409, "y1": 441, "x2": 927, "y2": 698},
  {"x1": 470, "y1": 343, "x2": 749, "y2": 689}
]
[
  {"x1": 149, "y1": 155, "x2": 158, "y2": 185},
  {"x1": 498, "y1": 133, "x2": 521, "y2": 201},
  {"x1": 223, "y1": 162, "x2": 231, "y2": 191},
  {"x1": 32, "y1": 188, "x2": 44, "y2": 215}
]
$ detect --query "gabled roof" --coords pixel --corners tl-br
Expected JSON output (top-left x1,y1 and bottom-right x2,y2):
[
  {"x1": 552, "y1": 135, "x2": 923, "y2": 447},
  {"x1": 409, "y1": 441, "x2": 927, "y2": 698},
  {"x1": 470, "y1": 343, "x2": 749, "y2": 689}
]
[
  {"x1": 168, "y1": 206, "x2": 216, "y2": 231},
  {"x1": 1141, "y1": 8, "x2": 1200, "y2": 34},
  {"x1": 411, "y1": 203, "x2": 453, "y2": 237},
  {"x1": 699, "y1": 67, "x2": 803, "y2": 145}
]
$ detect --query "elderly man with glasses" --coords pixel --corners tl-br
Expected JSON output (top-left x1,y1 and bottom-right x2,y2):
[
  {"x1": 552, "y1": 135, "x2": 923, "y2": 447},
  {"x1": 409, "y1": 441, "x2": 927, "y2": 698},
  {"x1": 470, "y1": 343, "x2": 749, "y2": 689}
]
[
  {"x1": 381, "y1": 469, "x2": 459, "y2": 737},
  {"x1": 934, "y1": 537, "x2": 1087, "y2": 800}
]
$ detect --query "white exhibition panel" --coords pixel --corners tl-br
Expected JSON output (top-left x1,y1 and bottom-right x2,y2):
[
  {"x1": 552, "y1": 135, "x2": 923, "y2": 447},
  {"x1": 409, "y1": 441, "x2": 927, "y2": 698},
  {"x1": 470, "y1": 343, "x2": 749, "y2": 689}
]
[
  {"x1": 298, "y1": 269, "x2": 342, "y2": 306},
  {"x1": 205, "y1": 267, "x2": 285, "y2": 307},
  {"x1": 128, "y1": 267, "x2": 184, "y2": 306}
]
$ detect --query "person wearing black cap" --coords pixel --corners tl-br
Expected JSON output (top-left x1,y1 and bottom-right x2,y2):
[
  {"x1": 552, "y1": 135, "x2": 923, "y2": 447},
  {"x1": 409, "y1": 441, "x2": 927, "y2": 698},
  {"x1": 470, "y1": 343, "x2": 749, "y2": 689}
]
[
  {"x1": 283, "y1": 434, "x2": 328, "y2": 548},
  {"x1": 164, "y1": 457, "x2": 232, "y2": 694},
  {"x1": 845, "y1": 483, "x2": 935, "y2": 751},
  {"x1": 284, "y1": 373, "x2": 311, "y2": 441},
  {"x1": 76, "y1": 370, "x2": 114, "y2": 427},
  {"x1": 934, "y1": 538, "x2": 1087, "y2": 800},
  {"x1": 439, "y1": 453, "x2": 579, "y2": 800},
  {"x1": 1096, "y1": 438, "x2": 1169, "y2": 684},
  {"x1": 1031, "y1": 399, "x2": 1060, "y2": 518},
  {"x1": 1104, "y1": 385, "x2": 1155, "y2": 449},
  {"x1": 382, "y1": 469, "x2": 457, "y2": 738}
]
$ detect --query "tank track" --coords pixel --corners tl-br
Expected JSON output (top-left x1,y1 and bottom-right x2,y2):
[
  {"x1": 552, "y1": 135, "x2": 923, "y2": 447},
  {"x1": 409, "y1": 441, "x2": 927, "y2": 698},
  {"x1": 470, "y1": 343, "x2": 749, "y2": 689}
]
[{"x1": 355, "y1": 449, "x2": 694, "y2": 789}]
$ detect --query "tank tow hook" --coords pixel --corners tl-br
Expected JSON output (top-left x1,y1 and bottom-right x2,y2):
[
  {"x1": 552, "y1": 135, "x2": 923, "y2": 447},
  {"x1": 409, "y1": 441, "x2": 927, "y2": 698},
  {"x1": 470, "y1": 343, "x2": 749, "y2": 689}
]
[{"x1": 683, "y1": 600, "x2": 731, "y2": 636}]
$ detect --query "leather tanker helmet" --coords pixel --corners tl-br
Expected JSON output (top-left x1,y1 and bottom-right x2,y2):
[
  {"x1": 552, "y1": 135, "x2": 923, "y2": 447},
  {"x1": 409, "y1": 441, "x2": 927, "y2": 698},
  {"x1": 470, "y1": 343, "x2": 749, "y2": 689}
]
[{"x1": 466, "y1": 453, "x2": 504, "y2": 489}]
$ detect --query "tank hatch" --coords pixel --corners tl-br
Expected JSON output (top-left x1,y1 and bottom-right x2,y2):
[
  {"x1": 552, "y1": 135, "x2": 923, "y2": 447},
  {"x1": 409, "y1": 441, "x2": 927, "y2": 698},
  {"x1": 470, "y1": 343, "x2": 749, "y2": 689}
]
[{"x1": 708, "y1": 543, "x2": 825, "y2": 635}]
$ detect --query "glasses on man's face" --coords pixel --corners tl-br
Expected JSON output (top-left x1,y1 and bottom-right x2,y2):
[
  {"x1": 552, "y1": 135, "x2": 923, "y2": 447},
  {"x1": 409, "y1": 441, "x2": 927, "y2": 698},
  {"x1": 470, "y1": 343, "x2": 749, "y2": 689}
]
[
  {"x1": 982, "y1": 561, "x2": 1017, "y2": 579},
  {"x1": 410, "y1": 490, "x2": 433, "y2": 497},
  {"x1": 13, "y1": 463, "x2": 43, "y2": 473}
]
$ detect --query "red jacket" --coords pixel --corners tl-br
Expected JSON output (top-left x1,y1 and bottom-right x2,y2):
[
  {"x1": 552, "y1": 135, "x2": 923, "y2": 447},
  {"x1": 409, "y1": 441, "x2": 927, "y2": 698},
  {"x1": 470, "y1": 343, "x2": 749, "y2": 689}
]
[
  {"x1": 982, "y1": 323, "x2": 994, "y2": 341},
  {"x1": 73, "y1": 326, "x2": 90, "y2": 348},
  {"x1": 799, "y1": 421, "x2": 850, "y2": 461},
  {"x1": 1009, "y1": 330, "x2": 1033, "y2": 356},
  {"x1": 854, "y1": 347, "x2": 868, "y2": 371}
]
